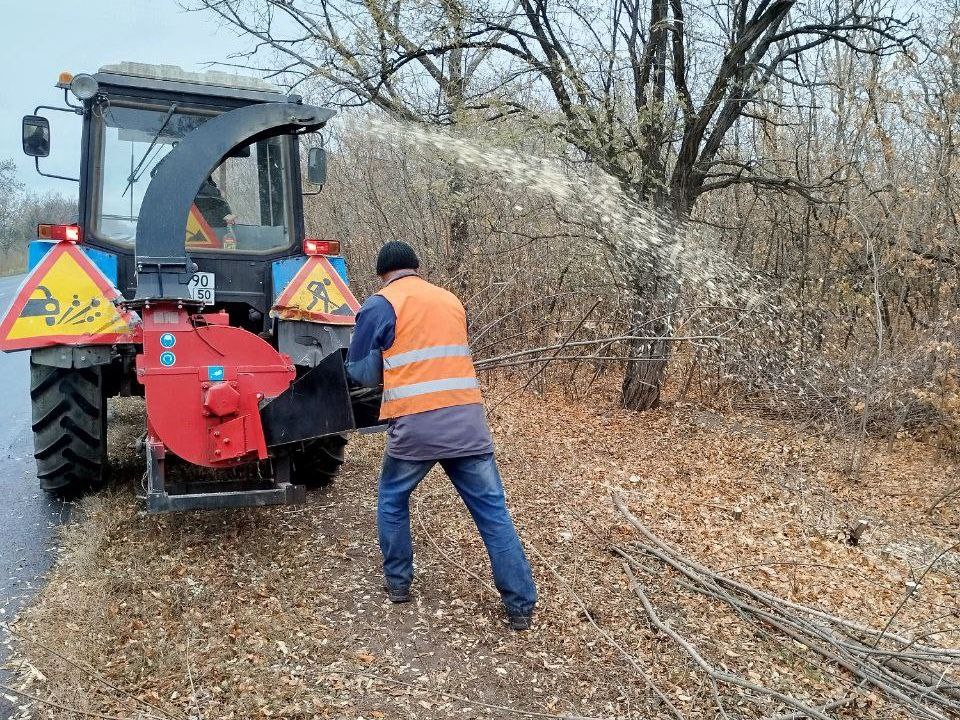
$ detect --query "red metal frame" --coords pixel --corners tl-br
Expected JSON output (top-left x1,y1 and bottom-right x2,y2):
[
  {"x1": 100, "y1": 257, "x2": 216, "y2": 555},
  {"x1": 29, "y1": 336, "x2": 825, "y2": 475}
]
[{"x1": 137, "y1": 305, "x2": 295, "y2": 468}]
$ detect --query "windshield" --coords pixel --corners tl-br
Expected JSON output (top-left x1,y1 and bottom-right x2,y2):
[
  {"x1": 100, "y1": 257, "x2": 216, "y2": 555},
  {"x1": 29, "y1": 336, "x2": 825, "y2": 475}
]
[{"x1": 95, "y1": 104, "x2": 292, "y2": 253}]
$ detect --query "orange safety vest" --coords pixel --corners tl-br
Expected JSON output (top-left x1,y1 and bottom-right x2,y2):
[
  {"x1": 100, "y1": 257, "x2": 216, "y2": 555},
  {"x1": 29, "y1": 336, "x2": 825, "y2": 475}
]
[{"x1": 377, "y1": 275, "x2": 482, "y2": 419}]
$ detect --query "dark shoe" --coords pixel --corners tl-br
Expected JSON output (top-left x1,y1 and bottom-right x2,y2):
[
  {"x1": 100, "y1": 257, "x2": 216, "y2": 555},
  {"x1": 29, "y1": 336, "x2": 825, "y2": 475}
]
[
  {"x1": 383, "y1": 583, "x2": 411, "y2": 603},
  {"x1": 507, "y1": 612, "x2": 532, "y2": 631}
]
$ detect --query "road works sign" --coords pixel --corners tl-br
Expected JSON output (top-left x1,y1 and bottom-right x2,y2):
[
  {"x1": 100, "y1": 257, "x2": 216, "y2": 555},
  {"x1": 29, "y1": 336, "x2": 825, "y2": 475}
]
[
  {"x1": 0, "y1": 241, "x2": 139, "y2": 351},
  {"x1": 185, "y1": 204, "x2": 221, "y2": 248},
  {"x1": 271, "y1": 255, "x2": 360, "y2": 325}
]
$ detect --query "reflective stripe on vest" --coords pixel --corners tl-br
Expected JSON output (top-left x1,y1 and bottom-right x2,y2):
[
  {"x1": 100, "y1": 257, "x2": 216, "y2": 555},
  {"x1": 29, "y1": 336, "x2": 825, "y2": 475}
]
[
  {"x1": 377, "y1": 275, "x2": 482, "y2": 419},
  {"x1": 382, "y1": 376, "x2": 479, "y2": 402},
  {"x1": 382, "y1": 344, "x2": 471, "y2": 370}
]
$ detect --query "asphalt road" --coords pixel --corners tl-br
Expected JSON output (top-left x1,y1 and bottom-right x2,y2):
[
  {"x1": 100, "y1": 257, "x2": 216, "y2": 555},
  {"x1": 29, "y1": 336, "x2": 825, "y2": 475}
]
[{"x1": 0, "y1": 273, "x2": 71, "y2": 710}]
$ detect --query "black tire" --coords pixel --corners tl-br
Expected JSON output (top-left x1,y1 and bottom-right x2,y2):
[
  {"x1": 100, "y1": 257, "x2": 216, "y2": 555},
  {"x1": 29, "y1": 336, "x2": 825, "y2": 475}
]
[
  {"x1": 29, "y1": 359, "x2": 107, "y2": 495},
  {"x1": 290, "y1": 434, "x2": 347, "y2": 488}
]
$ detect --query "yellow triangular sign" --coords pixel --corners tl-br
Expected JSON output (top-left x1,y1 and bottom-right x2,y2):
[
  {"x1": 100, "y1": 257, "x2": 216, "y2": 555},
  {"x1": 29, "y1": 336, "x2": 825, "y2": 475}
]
[
  {"x1": 0, "y1": 242, "x2": 138, "y2": 351},
  {"x1": 271, "y1": 256, "x2": 360, "y2": 325}
]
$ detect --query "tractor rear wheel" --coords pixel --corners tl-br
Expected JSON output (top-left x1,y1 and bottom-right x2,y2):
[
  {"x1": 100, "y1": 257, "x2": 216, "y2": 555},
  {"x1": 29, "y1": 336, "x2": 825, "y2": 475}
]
[
  {"x1": 291, "y1": 434, "x2": 347, "y2": 488},
  {"x1": 30, "y1": 359, "x2": 107, "y2": 495}
]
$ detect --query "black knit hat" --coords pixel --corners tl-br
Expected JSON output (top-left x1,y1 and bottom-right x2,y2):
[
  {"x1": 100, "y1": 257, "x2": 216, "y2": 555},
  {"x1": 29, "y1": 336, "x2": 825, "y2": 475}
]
[{"x1": 376, "y1": 241, "x2": 420, "y2": 276}]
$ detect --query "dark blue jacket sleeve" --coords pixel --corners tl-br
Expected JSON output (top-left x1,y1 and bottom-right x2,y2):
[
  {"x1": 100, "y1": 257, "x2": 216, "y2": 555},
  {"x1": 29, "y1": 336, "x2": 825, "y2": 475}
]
[{"x1": 346, "y1": 295, "x2": 396, "y2": 387}]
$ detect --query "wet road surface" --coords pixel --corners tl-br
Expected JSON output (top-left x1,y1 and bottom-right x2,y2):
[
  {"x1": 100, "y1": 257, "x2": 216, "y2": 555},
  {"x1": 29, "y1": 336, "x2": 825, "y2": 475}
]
[{"x1": 0, "y1": 273, "x2": 71, "y2": 712}]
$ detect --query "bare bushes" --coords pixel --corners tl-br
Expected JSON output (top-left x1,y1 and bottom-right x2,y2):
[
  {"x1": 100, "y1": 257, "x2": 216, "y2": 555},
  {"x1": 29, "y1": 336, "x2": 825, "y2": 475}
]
[
  {"x1": 305, "y1": 118, "x2": 959, "y2": 455},
  {"x1": 696, "y1": 165, "x2": 960, "y2": 454},
  {"x1": 0, "y1": 158, "x2": 76, "y2": 275}
]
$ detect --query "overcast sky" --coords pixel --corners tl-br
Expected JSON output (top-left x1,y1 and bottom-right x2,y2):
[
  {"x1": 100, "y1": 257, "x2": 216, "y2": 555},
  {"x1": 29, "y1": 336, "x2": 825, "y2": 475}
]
[{"x1": 0, "y1": 0, "x2": 252, "y2": 195}]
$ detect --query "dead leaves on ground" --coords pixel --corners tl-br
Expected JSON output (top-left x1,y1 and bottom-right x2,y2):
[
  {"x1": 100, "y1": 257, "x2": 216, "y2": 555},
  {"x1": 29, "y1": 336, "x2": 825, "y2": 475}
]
[{"x1": 3, "y1": 386, "x2": 958, "y2": 719}]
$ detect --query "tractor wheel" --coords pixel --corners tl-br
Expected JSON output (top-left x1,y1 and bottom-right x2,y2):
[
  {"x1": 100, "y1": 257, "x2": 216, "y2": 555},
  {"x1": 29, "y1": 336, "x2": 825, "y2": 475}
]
[
  {"x1": 29, "y1": 359, "x2": 107, "y2": 495},
  {"x1": 291, "y1": 434, "x2": 347, "y2": 488}
]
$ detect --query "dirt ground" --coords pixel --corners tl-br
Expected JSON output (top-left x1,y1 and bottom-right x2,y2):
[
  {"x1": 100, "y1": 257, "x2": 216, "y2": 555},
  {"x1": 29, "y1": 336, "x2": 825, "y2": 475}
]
[{"x1": 2, "y1": 383, "x2": 958, "y2": 719}]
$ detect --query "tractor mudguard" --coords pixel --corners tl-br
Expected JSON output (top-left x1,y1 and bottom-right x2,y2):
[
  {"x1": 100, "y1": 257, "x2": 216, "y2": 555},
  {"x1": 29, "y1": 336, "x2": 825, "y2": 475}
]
[
  {"x1": 31, "y1": 345, "x2": 112, "y2": 369},
  {"x1": 276, "y1": 320, "x2": 352, "y2": 368}
]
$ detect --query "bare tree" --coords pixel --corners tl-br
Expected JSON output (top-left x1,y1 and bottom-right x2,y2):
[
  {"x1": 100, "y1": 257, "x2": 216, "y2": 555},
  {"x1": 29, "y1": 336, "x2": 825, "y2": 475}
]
[
  {"x1": 187, "y1": 0, "x2": 513, "y2": 122},
  {"x1": 190, "y1": 0, "x2": 914, "y2": 410},
  {"x1": 0, "y1": 159, "x2": 24, "y2": 246},
  {"x1": 187, "y1": 0, "x2": 516, "y2": 283},
  {"x1": 0, "y1": 159, "x2": 76, "y2": 272},
  {"x1": 467, "y1": 0, "x2": 913, "y2": 408}
]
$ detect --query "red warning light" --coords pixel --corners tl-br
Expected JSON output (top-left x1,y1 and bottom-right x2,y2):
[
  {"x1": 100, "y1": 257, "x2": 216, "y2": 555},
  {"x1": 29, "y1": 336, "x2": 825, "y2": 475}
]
[
  {"x1": 38, "y1": 224, "x2": 82, "y2": 243},
  {"x1": 303, "y1": 238, "x2": 340, "y2": 256}
]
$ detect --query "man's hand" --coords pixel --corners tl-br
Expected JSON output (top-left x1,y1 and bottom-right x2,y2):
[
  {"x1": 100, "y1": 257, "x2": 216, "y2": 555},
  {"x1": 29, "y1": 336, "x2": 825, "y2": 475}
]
[{"x1": 346, "y1": 348, "x2": 383, "y2": 388}]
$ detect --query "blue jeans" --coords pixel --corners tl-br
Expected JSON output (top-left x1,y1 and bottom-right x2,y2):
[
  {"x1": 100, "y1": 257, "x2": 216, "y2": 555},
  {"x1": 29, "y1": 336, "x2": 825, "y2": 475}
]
[{"x1": 377, "y1": 452, "x2": 537, "y2": 615}]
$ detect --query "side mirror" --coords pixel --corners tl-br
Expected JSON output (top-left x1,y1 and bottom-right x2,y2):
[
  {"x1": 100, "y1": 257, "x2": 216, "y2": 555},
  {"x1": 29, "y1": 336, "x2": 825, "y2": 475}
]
[
  {"x1": 22, "y1": 115, "x2": 51, "y2": 158},
  {"x1": 307, "y1": 147, "x2": 327, "y2": 185}
]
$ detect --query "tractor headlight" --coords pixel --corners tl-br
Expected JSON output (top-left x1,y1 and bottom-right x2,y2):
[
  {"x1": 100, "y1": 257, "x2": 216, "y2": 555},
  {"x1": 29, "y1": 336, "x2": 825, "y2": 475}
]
[{"x1": 69, "y1": 74, "x2": 99, "y2": 101}]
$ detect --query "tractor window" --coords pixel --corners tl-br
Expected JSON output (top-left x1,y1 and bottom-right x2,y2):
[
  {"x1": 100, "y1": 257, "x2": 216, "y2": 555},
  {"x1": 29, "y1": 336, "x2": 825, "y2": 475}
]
[{"x1": 94, "y1": 105, "x2": 292, "y2": 253}]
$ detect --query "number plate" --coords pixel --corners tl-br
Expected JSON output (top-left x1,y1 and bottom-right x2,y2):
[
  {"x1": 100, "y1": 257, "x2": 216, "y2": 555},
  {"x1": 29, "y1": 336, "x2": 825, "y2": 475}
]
[{"x1": 188, "y1": 272, "x2": 215, "y2": 303}]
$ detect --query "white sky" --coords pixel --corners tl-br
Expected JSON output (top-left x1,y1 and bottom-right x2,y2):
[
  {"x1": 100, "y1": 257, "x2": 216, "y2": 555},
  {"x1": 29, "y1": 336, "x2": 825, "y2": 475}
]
[{"x1": 0, "y1": 0, "x2": 251, "y2": 195}]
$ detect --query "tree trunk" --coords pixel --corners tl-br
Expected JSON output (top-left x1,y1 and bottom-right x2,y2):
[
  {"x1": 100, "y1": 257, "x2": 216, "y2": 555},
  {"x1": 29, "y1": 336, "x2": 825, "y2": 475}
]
[
  {"x1": 620, "y1": 275, "x2": 673, "y2": 411},
  {"x1": 621, "y1": 346, "x2": 669, "y2": 410},
  {"x1": 619, "y1": 198, "x2": 682, "y2": 412},
  {"x1": 446, "y1": 167, "x2": 471, "y2": 295},
  {"x1": 441, "y1": 41, "x2": 470, "y2": 294}
]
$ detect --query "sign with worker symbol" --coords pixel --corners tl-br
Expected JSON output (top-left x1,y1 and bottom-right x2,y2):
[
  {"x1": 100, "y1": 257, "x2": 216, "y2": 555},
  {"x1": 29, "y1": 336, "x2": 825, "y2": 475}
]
[
  {"x1": 0, "y1": 242, "x2": 139, "y2": 351},
  {"x1": 270, "y1": 256, "x2": 360, "y2": 325}
]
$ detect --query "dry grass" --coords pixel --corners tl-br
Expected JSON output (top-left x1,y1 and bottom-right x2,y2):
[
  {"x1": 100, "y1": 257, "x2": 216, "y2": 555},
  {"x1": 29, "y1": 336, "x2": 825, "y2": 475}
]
[{"x1": 2, "y1": 383, "x2": 958, "y2": 719}]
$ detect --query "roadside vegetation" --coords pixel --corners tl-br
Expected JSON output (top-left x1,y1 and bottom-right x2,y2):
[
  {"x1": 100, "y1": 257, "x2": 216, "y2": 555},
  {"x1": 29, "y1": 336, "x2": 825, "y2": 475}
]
[{"x1": 0, "y1": 159, "x2": 76, "y2": 275}]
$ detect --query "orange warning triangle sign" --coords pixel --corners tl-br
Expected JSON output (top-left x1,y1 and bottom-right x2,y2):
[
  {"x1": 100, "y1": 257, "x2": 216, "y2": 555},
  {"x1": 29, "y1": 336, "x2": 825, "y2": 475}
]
[
  {"x1": 0, "y1": 242, "x2": 139, "y2": 351},
  {"x1": 271, "y1": 256, "x2": 360, "y2": 325},
  {"x1": 185, "y1": 204, "x2": 221, "y2": 248}
]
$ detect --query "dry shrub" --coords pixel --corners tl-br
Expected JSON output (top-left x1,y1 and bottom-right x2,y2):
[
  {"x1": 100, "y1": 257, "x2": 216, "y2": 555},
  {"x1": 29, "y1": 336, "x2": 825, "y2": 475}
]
[{"x1": 303, "y1": 117, "x2": 960, "y2": 457}]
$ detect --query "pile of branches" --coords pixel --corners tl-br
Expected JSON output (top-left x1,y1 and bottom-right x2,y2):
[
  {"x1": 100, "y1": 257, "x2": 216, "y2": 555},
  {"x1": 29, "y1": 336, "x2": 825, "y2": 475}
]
[{"x1": 611, "y1": 492, "x2": 960, "y2": 720}]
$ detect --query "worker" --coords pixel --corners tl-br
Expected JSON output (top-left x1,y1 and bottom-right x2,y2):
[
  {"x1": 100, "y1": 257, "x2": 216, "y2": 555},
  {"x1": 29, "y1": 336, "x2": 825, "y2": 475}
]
[
  {"x1": 346, "y1": 241, "x2": 537, "y2": 631},
  {"x1": 150, "y1": 155, "x2": 236, "y2": 230},
  {"x1": 194, "y1": 176, "x2": 237, "y2": 230}
]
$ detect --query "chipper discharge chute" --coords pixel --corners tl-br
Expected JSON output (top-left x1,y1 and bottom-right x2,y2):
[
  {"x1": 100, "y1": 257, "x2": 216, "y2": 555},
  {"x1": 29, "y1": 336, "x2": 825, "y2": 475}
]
[{"x1": 4, "y1": 64, "x2": 381, "y2": 512}]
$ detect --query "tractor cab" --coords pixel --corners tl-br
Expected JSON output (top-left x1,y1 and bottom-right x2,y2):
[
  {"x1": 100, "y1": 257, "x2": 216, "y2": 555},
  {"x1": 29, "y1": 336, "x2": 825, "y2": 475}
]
[
  {"x1": 8, "y1": 64, "x2": 379, "y2": 512},
  {"x1": 25, "y1": 63, "x2": 333, "y2": 332}
]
